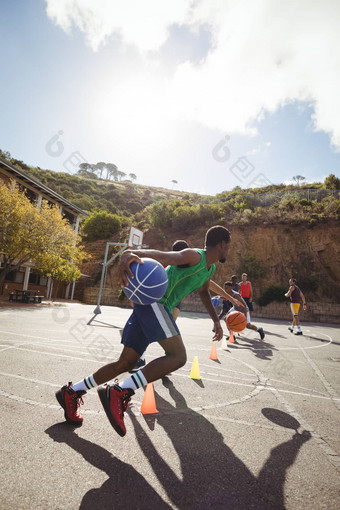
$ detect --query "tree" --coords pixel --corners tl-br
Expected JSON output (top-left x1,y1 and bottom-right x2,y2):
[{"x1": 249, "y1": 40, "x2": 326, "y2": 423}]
[
  {"x1": 95, "y1": 162, "x2": 107, "y2": 179},
  {"x1": 82, "y1": 211, "x2": 121, "y2": 242},
  {"x1": 292, "y1": 175, "x2": 306, "y2": 186},
  {"x1": 117, "y1": 170, "x2": 127, "y2": 181},
  {"x1": 0, "y1": 182, "x2": 85, "y2": 289},
  {"x1": 106, "y1": 163, "x2": 118, "y2": 181},
  {"x1": 129, "y1": 173, "x2": 137, "y2": 182},
  {"x1": 171, "y1": 180, "x2": 178, "y2": 189},
  {"x1": 324, "y1": 174, "x2": 340, "y2": 190}
]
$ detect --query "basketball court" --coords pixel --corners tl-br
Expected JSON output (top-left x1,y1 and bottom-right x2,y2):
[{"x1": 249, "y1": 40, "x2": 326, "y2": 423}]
[{"x1": 0, "y1": 303, "x2": 339, "y2": 509}]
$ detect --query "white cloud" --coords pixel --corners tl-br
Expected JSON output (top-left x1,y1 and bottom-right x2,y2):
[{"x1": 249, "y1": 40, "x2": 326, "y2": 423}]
[
  {"x1": 45, "y1": 0, "x2": 340, "y2": 149},
  {"x1": 45, "y1": 0, "x2": 193, "y2": 52}
]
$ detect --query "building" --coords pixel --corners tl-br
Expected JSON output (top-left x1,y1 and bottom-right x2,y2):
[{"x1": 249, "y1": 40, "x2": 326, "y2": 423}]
[{"x1": 0, "y1": 157, "x2": 88, "y2": 300}]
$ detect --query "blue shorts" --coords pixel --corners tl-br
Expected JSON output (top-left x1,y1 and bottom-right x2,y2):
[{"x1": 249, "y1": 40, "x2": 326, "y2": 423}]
[
  {"x1": 243, "y1": 297, "x2": 253, "y2": 311},
  {"x1": 121, "y1": 302, "x2": 180, "y2": 356}
]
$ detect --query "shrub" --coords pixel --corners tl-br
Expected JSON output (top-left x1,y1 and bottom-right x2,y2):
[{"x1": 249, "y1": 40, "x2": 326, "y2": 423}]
[
  {"x1": 238, "y1": 254, "x2": 266, "y2": 278},
  {"x1": 82, "y1": 211, "x2": 121, "y2": 241},
  {"x1": 257, "y1": 285, "x2": 287, "y2": 306}
]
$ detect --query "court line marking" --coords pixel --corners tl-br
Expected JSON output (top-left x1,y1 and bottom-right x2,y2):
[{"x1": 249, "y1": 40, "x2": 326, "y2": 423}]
[{"x1": 292, "y1": 334, "x2": 340, "y2": 410}]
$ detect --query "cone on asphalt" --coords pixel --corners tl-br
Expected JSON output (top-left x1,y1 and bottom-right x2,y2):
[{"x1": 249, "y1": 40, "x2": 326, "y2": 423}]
[
  {"x1": 190, "y1": 356, "x2": 201, "y2": 380},
  {"x1": 229, "y1": 331, "x2": 235, "y2": 343},
  {"x1": 140, "y1": 383, "x2": 159, "y2": 414},
  {"x1": 209, "y1": 342, "x2": 218, "y2": 360}
]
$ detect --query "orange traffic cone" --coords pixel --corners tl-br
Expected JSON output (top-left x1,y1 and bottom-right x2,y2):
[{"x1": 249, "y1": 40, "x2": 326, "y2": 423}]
[
  {"x1": 140, "y1": 383, "x2": 159, "y2": 414},
  {"x1": 228, "y1": 331, "x2": 235, "y2": 343},
  {"x1": 209, "y1": 342, "x2": 218, "y2": 360}
]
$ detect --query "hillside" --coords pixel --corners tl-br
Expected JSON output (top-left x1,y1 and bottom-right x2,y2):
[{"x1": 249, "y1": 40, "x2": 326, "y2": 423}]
[{"x1": 2, "y1": 150, "x2": 340, "y2": 308}]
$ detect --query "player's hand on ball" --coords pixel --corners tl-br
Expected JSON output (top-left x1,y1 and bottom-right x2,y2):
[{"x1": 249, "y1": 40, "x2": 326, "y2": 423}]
[
  {"x1": 119, "y1": 252, "x2": 144, "y2": 286},
  {"x1": 212, "y1": 321, "x2": 223, "y2": 341}
]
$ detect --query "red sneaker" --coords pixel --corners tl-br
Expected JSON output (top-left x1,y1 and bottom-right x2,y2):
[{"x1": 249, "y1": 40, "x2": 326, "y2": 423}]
[
  {"x1": 55, "y1": 383, "x2": 86, "y2": 424},
  {"x1": 97, "y1": 384, "x2": 134, "y2": 437}
]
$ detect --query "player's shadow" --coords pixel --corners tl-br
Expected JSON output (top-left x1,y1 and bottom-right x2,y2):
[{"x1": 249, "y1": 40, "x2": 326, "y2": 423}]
[
  {"x1": 229, "y1": 335, "x2": 276, "y2": 361},
  {"x1": 45, "y1": 423, "x2": 171, "y2": 510},
  {"x1": 128, "y1": 379, "x2": 311, "y2": 509}
]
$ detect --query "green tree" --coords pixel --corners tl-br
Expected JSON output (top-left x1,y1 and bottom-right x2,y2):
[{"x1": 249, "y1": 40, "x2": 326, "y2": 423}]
[
  {"x1": 324, "y1": 174, "x2": 340, "y2": 190},
  {"x1": 0, "y1": 183, "x2": 85, "y2": 288},
  {"x1": 95, "y1": 162, "x2": 107, "y2": 179},
  {"x1": 82, "y1": 211, "x2": 121, "y2": 241},
  {"x1": 129, "y1": 173, "x2": 137, "y2": 182},
  {"x1": 106, "y1": 163, "x2": 118, "y2": 181},
  {"x1": 292, "y1": 175, "x2": 306, "y2": 186}
]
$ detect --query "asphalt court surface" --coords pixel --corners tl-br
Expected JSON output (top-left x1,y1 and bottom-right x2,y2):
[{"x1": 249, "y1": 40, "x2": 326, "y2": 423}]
[{"x1": 0, "y1": 303, "x2": 339, "y2": 509}]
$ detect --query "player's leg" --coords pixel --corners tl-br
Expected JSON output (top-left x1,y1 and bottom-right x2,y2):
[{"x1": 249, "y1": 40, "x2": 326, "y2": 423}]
[
  {"x1": 288, "y1": 303, "x2": 296, "y2": 332},
  {"x1": 245, "y1": 309, "x2": 264, "y2": 339},
  {"x1": 142, "y1": 334, "x2": 186, "y2": 382},
  {"x1": 55, "y1": 346, "x2": 140, "y2": 425},
  {"x1": 293, "y1": 304, "x2": 302, "y2": 335},
  {"x1": 93, "y1": 346, "x2": 141, "y2": 383}
]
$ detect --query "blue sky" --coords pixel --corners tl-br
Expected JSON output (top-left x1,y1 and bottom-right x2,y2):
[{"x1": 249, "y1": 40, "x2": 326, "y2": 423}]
[{"x1": 1, "y1": 0, "x2": 339, "y2": 195}]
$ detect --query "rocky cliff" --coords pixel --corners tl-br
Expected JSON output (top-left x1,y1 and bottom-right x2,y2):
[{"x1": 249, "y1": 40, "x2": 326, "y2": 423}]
[{"x1": 77, "y1": 222, "x2": 340, "y2": 321}]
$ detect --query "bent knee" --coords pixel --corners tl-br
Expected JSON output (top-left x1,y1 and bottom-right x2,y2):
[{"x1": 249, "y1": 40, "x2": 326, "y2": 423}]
[{"x1": 173, "y1": 349, "x2": 187, "y2": 369}]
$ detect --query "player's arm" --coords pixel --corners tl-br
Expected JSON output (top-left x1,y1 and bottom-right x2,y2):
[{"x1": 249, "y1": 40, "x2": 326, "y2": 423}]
[
  {"x1": 197, "y1": 279, "x2": 223, "y2": 342},
  {"x1": 209, "y1": 280, "x2": 246, "y2": 309},
  {"x1": 300, "y1": 290, "x2": 307, "y2": 308},
  {"x1": 119, "y1": 248, "x2": 200, "y2": 285},
  {"x1": 285, "y1": 286, "x2": 293, "y2": 298}
]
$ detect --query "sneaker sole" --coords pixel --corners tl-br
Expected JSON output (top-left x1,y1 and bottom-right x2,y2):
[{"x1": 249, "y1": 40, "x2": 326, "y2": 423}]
[
  {"x1": 55, "y1": 390, "x2": 83, "y2": 424},
  {"x1": 97, "y1": 386, "x2": 126, "y2": 437}
]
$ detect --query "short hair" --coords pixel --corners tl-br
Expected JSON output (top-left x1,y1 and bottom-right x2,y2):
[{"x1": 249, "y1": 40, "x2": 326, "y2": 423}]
[
  {"x1": 224, "y1": 281, "x2": 233, "y2": 287},
  {"x1": 291, "y1": 278, "x2": 297, "y2": 284},
  {"x1": 172, "y1": 240, "x2": 189, "y2": 252},
  {"x1": 231, "y1": 275, "x2": 238, "y2": 280},
  {"x1": 242, "y1": 273, "x2": 247, "y2": 277},
  {"x1": 205, "y1": 225, "x2": 231, "y2": 247}
]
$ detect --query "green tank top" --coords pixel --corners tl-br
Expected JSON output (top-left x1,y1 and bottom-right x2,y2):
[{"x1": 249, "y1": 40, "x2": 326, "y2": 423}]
[{"x1": 159, "y1": 249, "x2": 216, "y2": 313}]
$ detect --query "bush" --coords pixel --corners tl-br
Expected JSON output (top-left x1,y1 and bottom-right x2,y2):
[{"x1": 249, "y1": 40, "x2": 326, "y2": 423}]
[
  {"x1": 257, "y1": 285, "x2": 287, "y2": 306},
  {"x1": 82, "y1": 211, "x2": 121, "y2": 241},
  {"x1": 238, "y1": 254, "x2": 266, "y2": 278}
]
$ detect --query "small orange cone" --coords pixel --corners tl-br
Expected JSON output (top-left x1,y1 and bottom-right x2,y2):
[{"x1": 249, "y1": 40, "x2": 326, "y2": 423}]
[
  {"x1": 190, "y1": 356, "x2": 201, "y2": 379},
  {"x1": 228, "y1": 331, "x2": 235, "y2": 343},
  {"x1": 209, "y1": 342, "x2": 218, "y2": 360},
  {"x1": 140, "y1": 383, "x2": 159, "y2": 414}
]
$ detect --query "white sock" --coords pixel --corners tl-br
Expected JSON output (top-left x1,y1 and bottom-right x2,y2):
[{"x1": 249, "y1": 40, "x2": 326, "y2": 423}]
[
  {"x1": 72, "y1": 374, "x2": 97, "y2": 393},
  {"x1": 120, "y1": 370, "x2": 148, "y2": 391},
  {"x1": 297, "y1": 325, "x2": 302, "y2": 332}
]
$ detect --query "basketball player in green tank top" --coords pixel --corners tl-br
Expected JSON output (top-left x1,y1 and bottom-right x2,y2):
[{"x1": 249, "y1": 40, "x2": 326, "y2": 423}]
[{"x1": 55, "y1": 225, "x2": 235, "y2": 436}]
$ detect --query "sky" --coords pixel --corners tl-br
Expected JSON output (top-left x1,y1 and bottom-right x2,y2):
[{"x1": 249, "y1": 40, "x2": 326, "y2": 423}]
[{"x1": 1, "y1": 0, "x2": 340, "y2": 196}]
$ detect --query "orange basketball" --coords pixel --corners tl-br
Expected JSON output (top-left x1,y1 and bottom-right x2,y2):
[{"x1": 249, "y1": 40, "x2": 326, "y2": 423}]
[{"x1": 226, "y1": 311, "x2": 247, "y2": 332}]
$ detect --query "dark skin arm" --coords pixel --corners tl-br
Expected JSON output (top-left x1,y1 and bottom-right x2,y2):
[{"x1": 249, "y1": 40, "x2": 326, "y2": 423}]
[
  {"x1": 198, "y1": 279, "x2": 223, "y2": 341},
  {"x1": 209, "y1": 280, "x2": 246, "y2": 309},
  {"x1": 119, "y1": 248, "x2": 200, "y2": 286}
]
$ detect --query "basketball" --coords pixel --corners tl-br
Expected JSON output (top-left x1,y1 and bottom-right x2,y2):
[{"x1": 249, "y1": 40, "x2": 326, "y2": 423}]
[
  {"x1": 226, "y1": 310, "x2": 247, "y2": 332},
  {"x1": 123, "y1": 257, "x2": 168, "y2": 305}
]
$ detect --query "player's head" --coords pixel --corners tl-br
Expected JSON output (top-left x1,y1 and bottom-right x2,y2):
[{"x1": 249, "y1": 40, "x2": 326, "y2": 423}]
[
  {"x1": 224, "y1": 281, "x2": 233, "y2": 294},
  {"x1": 205, "y1": 225, "x2": 231, "y2": 263},
  {"x1": 289, "y1": 277, "x2": 297, "y2": 285},
  {"x1": 242, "y1": 273, "x2": 248, "y2": 281},
  {"x1": 231, "y1": 274, "x2": 238, "y2": 283},
  {"x1": 172, "y1": 240, "x2": 189, "y2": 252}
]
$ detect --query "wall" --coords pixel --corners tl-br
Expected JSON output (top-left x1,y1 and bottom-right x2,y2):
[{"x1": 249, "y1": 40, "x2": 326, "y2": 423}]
[{"x1": 83, "y1": 286, "x2": 340, "y2": 324}]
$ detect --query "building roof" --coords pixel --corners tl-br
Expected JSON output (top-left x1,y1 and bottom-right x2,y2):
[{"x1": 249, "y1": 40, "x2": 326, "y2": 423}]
[{"x1": 0, "y1": 157, "x2": 88, "y2": 217}]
